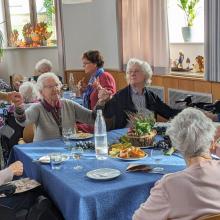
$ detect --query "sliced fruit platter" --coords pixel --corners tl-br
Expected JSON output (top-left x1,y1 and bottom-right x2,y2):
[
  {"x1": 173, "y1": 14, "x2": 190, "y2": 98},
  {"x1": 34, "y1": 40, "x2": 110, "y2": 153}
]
[{"x1": 109, "y1": 143, "x2": 147, "y2": 159}]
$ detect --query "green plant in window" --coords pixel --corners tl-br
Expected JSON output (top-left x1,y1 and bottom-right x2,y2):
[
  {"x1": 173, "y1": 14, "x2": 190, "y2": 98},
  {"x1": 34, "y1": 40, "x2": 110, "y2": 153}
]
[
  {"x1": 0, "y1": 22, "x2": 4, "y2": 60},
  {"x1": 43, "y1": 0, "x2": 55, "y2": 25},
  {"x1": 177, "y1": 0, "x2": 200, "y2": 27}
]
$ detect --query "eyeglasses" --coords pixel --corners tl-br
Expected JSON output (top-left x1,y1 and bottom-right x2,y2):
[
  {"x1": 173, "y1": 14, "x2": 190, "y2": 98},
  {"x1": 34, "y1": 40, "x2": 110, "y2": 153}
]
[
  {"x1": 128, "y1": 70, "x2": 142, "y2": 74},
  {"x1": 82, "y1": 62, "x2": 92, "y2": 67},
  {"x1": 44, "y1": 83, "x2": 61, "y2": 90}
]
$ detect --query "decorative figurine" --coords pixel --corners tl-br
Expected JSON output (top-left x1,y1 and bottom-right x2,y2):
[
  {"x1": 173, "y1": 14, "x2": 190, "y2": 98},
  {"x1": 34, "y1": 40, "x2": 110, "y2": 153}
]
[
  {"x1": 192, "y1": 55, "x2": 204, "y2": 73},
  {"x1": 178, "y1": 51, "x2": 184, "y2": 69},
  {"x1": 186, "y1": 57, "x2": 190, "y2": 69}
]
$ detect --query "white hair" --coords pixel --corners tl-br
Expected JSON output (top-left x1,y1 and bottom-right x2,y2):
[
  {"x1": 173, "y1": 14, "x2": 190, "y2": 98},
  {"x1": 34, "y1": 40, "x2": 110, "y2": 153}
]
[
  {"x1": 166, "y1": 108, "x2": 216, "y2": 158},
  {"x1": 19, "y1": 81, "x2": 39, "y2": 103},
  {"x1": 35, "y1": 59, "x2": 52, "y2": 74},
  {"x1": 126, "y1": 58, "x2": 153, "y2": 86},
  {"x1": 36, "y1": 72, "x2": 62, "y2": 98}
]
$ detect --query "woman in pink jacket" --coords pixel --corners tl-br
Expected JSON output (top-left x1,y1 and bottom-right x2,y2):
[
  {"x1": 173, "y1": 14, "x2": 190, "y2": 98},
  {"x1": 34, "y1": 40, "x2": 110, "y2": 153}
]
[{"x1": 133, "y1": 108, "x2": 220, "y2": 220}]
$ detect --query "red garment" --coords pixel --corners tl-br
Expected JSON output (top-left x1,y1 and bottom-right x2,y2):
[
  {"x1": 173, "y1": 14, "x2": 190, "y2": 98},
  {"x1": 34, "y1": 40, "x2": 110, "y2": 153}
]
[
  {"x1": 90, "y1": 71, "x2": 116, "y2": 110},
  {"x1": 77, "y1": 71, "x2": 116, "y2": 133}
]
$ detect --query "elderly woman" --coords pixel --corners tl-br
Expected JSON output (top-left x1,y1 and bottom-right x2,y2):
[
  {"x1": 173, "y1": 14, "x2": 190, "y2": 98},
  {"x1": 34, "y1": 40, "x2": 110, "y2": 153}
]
[
  {"x1": 30, "y1": 59, "x2": 62, "y2": 82},
  {"x1": 133, "y1": 108, "x2": 220, "y2": 220},
  {"x1": 79, "y1": 50, "x2": 116, "y2": 110},
  {"x1": 13, "y1": 72, "x2": 95, "y2": 141},
  {"x1": 19, "y1": 81, "x2": 39, "y2": 104},
  {"x1": 98, "y1": 58, "x2": 180, "y2": 130}
]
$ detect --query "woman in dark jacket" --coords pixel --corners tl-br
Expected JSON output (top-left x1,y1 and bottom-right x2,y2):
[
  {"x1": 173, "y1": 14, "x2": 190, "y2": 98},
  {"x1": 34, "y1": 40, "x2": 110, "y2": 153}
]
[{"x1": 97, "y1": 58, "x2": 180, "y2": 130}]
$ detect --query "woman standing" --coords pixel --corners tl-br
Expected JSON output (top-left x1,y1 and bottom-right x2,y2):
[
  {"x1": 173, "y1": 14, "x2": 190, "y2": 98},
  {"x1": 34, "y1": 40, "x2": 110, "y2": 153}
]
[{"x1": 78, "y1": 50, "x2": 116, "y2": 110}]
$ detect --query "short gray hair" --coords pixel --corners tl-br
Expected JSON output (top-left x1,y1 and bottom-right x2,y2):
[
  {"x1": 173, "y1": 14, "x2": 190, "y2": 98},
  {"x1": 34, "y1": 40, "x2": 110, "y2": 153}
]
[
  {"x1": 36, "y1": 72, "x2": 62, "y2": 97},
  {"x1": 35, "y1": 59, "x2": 52, "y2": 74},
  {"x1": 19, "y1": 81, "x2": 39, "y2": 103},
  {"x1": 166, "y1": 108, "x2": 216, "y2": 158},
  {"x1": 126, "y1": 58, "x2": 153, "y2": 86}
]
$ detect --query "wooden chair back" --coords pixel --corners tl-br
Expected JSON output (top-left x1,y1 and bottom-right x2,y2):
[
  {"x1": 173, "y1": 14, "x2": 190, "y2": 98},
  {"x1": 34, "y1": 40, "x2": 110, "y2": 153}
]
[
  {"x1": 64, "y1": 69, "x2": 127, "y2": 91},
  {"x1": 196, "y1": 213, "x2": 220, "y2": 220}
]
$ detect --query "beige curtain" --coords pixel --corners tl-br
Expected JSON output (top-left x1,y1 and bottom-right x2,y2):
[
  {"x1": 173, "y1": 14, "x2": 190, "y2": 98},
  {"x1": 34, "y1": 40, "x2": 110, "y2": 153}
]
[
  {"x1": 121, "y1": 0, "x2": 170, "y2": 74},
  {"x1": 55, "y1": 0, "x2": 66, "y2": 77}
]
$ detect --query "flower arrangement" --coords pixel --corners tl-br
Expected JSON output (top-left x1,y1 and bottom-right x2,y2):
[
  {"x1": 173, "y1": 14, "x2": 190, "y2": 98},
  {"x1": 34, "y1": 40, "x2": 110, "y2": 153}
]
[
  {"x1": 12, "y1": 22, "x2": 52, "y2": 47},
  {"x1": 125, "y1": 112, "x2": 157, "y2": 147}
]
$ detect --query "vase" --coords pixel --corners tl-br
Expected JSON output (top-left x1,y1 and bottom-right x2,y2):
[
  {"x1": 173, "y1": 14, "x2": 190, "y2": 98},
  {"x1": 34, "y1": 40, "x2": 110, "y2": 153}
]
[{"x1": 181, "y1": 26, "x2": 192, "y2": 42}]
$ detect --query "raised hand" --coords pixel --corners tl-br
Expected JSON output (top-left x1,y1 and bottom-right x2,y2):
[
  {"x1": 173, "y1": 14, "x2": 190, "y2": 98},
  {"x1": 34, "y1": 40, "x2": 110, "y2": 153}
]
[
  {"x1": 77, "y1": 77, "x2": 87, "y2": 94},
  {"x1": 10, "y1": 92, "x2": 24, "y2": 107},
  {"x1": 9, "y1": 161, "x2": 23, "y2": 176},
  {"x1": 98, "y1": 88, "x2": 112, "y2": 104}
]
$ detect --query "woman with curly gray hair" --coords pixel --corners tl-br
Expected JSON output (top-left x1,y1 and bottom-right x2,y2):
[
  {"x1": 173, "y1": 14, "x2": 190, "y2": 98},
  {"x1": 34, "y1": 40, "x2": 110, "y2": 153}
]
[
  {"x1": 133, "y1": 108, "x2": 220, "y2": 220},
  {"x1": 97, "y1": 58, "x2": 180, "y2": 130}
]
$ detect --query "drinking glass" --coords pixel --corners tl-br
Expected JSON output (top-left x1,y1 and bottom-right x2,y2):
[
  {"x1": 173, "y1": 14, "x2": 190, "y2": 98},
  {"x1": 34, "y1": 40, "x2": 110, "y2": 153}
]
[
  {"x1": 72, "y1": 147, "x2": 84, "y2": 170},
  {"x1": 62, "y1": 128, "x2": 74, "y2": 152},
  {"x1": 151, "y1": 149, "x2": 164, "y2": 172},
  {"x1": 50, "y1": 153, "x2": 62, "y2": 170}
]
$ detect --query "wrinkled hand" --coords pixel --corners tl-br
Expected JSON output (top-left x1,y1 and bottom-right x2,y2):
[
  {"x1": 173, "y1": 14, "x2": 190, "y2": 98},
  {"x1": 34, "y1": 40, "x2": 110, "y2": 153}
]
[
  {"x1": 77, "y1": 77, "x2": 87, "y2": 94},
  {"x1": 9, "y1": 161, "x2": 23, "y2": 176},
  {"x1": 98, "y1": 88, "x2": 112, "y2": 104},
  {"x1": 10, "y1": 92, "x2": 24, "y2": 107},
  {"x1": 204, "y1": 111, "x2": 218, "y2": 122},
  {"x1": 210, "y1": 126, "x2": 220, "y2": 155}
]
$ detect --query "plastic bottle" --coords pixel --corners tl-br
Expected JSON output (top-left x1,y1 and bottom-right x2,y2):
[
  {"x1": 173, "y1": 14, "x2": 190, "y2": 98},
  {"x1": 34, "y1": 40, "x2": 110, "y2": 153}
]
[{"x1": 94, "y1": 110, "x2": 108, "y2": 160}]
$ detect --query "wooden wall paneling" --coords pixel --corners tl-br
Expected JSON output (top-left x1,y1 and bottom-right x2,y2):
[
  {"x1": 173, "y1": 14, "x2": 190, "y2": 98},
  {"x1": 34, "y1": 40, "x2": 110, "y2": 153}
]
[
  {"x1": 163, "y1": 77, "x2": 178, "y2": 103},
  {"x1": 178, "y1": 79, "x2": 194, "y2": 91},
  {"x1": 152, "y1": 75, "x2": 164, "y2": 87},
  {"x1": 194, "y1": 80, "x2": 211, "y2": 93},
  {"x1": 212, "y1": 83, "x2": 220, "y2": 101}
]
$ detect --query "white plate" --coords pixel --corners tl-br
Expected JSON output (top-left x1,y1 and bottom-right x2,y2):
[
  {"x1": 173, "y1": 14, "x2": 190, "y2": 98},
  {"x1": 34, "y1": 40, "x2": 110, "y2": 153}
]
[
  {"x1": 38, "y1": 154, "x2": 69, "y2": 164},
  {"x1": 70, "y1": 133, "x2": 93, "y2": 140},
  {"x1": 211, "y1": 154, "x2": 220, "y2": 160},
  {"x1": 86, "y1": 168, "x2": 121, "y2": 180},
  {"x1": 116, "y1": 153, "x2": 148, "y2": 161}
]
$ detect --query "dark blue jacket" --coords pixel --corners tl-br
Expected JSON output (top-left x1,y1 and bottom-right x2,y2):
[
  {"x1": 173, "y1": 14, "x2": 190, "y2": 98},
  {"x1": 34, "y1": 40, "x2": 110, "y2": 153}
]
[{"x1": 102, "y1": 85, "x2": 180, "y2": 130}]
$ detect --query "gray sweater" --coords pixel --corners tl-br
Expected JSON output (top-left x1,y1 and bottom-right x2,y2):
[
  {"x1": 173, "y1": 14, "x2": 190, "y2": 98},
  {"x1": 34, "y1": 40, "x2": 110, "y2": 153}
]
[
  {"x1": 15, "y1": 99, "x2": 95, "y2": 141},
  {"x1": 0, "y1": 168, "x2": 13, "y2": 186}
]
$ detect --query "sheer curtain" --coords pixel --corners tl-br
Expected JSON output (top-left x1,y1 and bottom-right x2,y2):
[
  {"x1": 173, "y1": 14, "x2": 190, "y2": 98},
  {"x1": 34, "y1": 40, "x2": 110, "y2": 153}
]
[
  {"x1": 55, "y1": 0, "x2": 66, "y2": 77},
  {"x1": 204, "y1": 0, "x2": 220, "y2": 82},
  {"x1": 120, "y1": 0, "x2": 170, "y2": 74}
]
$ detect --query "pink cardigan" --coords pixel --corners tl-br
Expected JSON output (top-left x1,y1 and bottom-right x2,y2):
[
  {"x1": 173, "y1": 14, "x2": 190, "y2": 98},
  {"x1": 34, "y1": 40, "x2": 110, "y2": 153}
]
[{"x1": 133, "y1": 160, "x2": 220, "y2": 220}]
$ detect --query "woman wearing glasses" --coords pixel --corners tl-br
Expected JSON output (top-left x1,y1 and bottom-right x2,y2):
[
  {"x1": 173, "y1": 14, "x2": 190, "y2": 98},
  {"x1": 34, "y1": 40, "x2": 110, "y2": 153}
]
[
  {"x1": 77, "y1": 50, "x2": 116, "y2": 132},
  {"x1": 12, "y1": 72, "x2": 95, "y2": 141},
  {"x1": 97, "y1": 58, "x2": 180, "y2": 130}
]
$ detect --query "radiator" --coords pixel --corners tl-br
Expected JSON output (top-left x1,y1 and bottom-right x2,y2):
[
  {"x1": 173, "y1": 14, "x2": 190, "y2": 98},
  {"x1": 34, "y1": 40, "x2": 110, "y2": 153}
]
[
  {"x1": 148, "y1": 86, "x2": 164, "y2": 101},
  {"x1": 168, "y1": 88, "x2": 212, "y2": 109}
]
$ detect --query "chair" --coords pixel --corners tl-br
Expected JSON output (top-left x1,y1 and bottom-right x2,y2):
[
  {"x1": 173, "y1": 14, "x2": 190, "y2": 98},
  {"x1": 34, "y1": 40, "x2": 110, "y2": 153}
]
[{"x1": 196, "y1": 213, "x2": 220, "y2": 220}]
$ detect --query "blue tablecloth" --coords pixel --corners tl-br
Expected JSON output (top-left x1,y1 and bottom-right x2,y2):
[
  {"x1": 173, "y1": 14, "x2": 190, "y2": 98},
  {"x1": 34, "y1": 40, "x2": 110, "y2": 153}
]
[
  {"x1": 10, "y1": 128, "x2": 186, "y2": 220},
  {"x1": 63, "y1": 91, "x2": 83, "y2": 106}
]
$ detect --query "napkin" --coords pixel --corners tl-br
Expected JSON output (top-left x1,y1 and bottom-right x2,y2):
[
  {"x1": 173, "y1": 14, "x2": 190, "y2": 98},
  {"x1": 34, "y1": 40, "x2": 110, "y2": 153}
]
[{"x1": 126, "y1": 164, "x2": 152, "y2": 172}]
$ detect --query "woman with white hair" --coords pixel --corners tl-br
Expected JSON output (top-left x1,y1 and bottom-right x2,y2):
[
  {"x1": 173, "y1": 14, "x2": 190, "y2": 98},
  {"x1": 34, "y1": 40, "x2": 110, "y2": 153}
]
[
  {"x1": 30, "y1": 59, "x2": 62, "y2": 82},
  {"x1": 19, "y1": 81, "x2": 38, "y2": 104},
  {"x1": 97, "y1": 58, "x2": 179, "y2": 130},
  {"x1": 133, "y1": 108, "x2": 220, "y2": 220},
  {"x1": 13, "y1": 72, "x2": 95, "y2": 141}
]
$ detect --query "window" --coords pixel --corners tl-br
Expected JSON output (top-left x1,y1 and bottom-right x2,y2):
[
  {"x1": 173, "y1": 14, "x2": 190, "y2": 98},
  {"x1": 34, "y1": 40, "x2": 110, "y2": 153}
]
[
  {"x1": 168, "y1": 0, "x2": 204, "y2": 43},
  {"x1": 3, "y1": 0, "x2": 57, "y2": 47}
]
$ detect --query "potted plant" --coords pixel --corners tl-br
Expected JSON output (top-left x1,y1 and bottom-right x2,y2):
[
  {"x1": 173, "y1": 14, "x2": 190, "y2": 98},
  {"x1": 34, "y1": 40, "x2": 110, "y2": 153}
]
[
  {"x1": 177, "y1": 0, "x2": 200, "y2": 42},
  {"x1": 125, "y1": 113, "x2": 157, "y2": 147}
]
